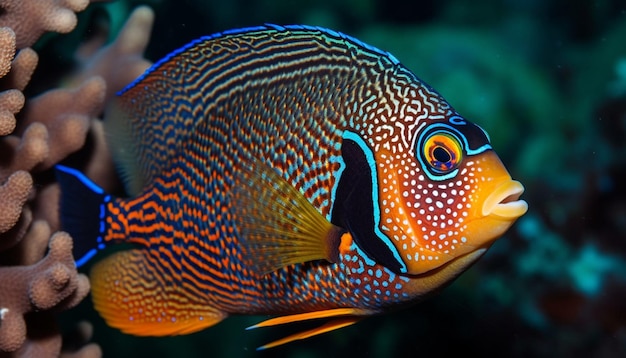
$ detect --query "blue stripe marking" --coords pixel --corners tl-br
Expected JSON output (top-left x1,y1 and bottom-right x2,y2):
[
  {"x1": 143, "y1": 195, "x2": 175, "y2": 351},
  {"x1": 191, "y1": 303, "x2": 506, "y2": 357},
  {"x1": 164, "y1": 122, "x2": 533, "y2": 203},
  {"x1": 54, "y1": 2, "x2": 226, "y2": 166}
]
[
  {"x1": 328, "y1": 153, "x2": 346, "y2": 221},
  {"x1": 352, "y1": 239, "x2": 376, "y2": 267},
  {"x1": 96, "y1": 194, "x2": 110, "y2": 253},
  {"x1": 57, "y1": 165, "x2": 110, "y2": 267},
  {"x1": 55, "y1": 165, "x2": 104, "y2": 194},
  {"x1": 118, "y1": 24, "x2": 399, "y2": 95},
  {"x1": 75, "y1": 249, "x2": 98, "y2": 268},
  {"x1": 342, "y1": 131, "x2": 407, "y2": 273},
  {"x1": 264, "y1": 23, "x2": 285, "y2": 31}
]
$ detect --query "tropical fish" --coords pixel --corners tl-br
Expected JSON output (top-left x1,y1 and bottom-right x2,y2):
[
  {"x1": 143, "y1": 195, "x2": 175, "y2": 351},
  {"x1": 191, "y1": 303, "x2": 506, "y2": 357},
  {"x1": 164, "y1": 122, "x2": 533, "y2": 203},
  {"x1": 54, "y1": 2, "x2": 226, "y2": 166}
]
[{"x1": 56, "y1": 24, "x2": 528, "y2": 350}]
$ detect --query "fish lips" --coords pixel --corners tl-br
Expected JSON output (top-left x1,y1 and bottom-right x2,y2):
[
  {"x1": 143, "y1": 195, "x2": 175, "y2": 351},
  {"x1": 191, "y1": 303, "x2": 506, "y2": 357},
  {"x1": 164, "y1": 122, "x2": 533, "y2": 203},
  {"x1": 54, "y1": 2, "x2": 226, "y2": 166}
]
[
  {"x1": 454, "y1": 178, "x2": 527, "y2": 253},
  {"x1": 482, "y1": 179, "x2": 528, "y2": 219}
]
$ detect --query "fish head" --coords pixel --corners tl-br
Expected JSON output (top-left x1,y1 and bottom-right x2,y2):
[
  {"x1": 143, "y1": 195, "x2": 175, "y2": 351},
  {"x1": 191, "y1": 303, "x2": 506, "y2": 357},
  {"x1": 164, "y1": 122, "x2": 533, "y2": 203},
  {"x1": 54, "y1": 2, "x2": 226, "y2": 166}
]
[{"x1": 369, "y1": 114, "x2": 528, "y2": 275}]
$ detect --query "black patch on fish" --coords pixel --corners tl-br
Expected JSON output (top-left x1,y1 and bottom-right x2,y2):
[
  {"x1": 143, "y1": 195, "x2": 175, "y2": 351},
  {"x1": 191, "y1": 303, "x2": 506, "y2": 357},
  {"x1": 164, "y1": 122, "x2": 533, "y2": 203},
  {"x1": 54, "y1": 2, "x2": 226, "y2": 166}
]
[
  {"x1": 331, "y1": 137, "x2": 403, "y2": 273},
  {"x1": 447, "y1": 116, "x2": 492, "y2": 153},
  {"x1": 463, "y1": 122, "x2": 491, "y2": 150}
]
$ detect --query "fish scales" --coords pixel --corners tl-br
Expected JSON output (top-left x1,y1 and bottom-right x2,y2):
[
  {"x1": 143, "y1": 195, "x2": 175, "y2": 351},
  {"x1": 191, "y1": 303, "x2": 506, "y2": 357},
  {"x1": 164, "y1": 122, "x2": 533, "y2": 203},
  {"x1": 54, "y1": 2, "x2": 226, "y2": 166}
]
[
  {"x1": 56, "y1": 24, "x2": 527, "y2": 349},
  {"x1": 114, "y1": 27, "x2": 409, "y2": 310}
]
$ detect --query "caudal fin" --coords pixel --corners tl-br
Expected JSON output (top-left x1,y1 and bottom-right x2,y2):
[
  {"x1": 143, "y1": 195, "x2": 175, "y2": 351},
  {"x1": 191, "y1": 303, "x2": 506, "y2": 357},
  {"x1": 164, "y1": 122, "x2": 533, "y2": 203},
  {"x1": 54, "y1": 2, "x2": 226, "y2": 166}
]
[{"x1": 55, "y1": 165, "x2": 111, "y2": 267}]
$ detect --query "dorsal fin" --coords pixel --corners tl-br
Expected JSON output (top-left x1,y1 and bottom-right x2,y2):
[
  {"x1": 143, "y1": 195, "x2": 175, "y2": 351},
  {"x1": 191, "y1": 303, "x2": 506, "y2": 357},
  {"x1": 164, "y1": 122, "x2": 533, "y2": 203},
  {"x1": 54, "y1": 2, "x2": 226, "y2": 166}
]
[
  {"x1": 104, "y1": 24, "x2": 401, "y2": 196},
  {"x1": 103, "y1": 54, "x2": 199, "y2": 195}
]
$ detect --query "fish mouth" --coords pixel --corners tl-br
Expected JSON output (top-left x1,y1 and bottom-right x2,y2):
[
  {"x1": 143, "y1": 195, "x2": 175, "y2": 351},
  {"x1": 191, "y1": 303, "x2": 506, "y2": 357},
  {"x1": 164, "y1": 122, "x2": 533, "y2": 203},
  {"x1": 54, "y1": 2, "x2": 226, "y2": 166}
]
[{"x1": 482, "y1": 180, "x2": 528, "y2": 219}]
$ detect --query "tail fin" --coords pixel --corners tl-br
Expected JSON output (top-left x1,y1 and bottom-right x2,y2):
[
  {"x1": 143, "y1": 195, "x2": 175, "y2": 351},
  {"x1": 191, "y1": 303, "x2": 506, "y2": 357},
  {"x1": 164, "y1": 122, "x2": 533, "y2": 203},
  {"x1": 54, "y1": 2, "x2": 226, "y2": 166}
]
[{"x1": 55, "y1": 165, "x2": 111, "y2": 267}]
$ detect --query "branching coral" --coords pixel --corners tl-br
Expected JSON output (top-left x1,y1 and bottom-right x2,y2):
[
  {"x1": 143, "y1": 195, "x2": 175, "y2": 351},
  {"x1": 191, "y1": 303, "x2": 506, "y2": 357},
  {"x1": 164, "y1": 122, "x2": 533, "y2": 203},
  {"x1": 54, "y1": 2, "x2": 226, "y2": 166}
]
[
  {"x1": 0, "y1": 231, "x2": 89, "y2": 352},
  {"x1": 0, "y1": 0, "x2": 155, "y2": 355},
  {"x1": 0, "y1": 171, "x2": 32, "y2": 243},
  {"x1": 0, "y1": 0, "x2": 123, "y2": 356},
  {"x1": 69, "y1": 5, "x2": 154, "y2": 103},
  {"x1": 0, "y1": 0, "x2": 90, "y2": 49},
  {"x1": 20, "y1": 77, "x2": 105, "y2": 170}
]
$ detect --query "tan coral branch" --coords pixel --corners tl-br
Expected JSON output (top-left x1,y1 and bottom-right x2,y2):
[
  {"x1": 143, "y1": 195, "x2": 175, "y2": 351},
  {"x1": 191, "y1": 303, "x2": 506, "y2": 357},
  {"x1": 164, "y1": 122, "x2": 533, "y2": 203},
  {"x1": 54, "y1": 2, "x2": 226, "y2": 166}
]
[
  {"x1": 20, "y1": 76, "x2": 106, "y2": 170},
  {"x1": 0, "y1": 122, "x2": 49, "y2": 179},
  {"x1": 0, "y1": 27, "x2": 16, "y2": 78},
  {"x1": 2, "y1": 47, "x2": 38, "y2": 92},
  {"x1": 0, "y1": 0, "x2": 90, "y2": 49},
  {"x1": 0, "y1": 170, "x2": 32, "y2": 235},
  {"x1": 0, "y1": 231, "x2": 90, "y2": 353},
  {"x1": 70, "y1": 6, "x2": 154, "y2": 101},
  {"x1": 0, "y1": 89, "x2": 23, "y2": 136}
]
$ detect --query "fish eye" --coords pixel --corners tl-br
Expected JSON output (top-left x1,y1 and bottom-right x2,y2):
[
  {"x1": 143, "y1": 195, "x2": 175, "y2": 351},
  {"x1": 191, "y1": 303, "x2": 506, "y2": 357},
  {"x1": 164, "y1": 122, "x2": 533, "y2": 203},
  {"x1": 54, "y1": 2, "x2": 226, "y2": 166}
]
[{"x1": 423, "y1": 131, "x2": 462, "y2": 174}]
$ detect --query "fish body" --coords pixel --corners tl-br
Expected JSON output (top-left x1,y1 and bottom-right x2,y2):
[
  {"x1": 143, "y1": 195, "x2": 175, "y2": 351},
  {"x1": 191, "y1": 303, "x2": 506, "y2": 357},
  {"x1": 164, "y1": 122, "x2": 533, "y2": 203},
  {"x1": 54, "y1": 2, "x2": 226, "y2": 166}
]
[{"x1": 56, "y1": 24, "x2": 527, "y2": 349}]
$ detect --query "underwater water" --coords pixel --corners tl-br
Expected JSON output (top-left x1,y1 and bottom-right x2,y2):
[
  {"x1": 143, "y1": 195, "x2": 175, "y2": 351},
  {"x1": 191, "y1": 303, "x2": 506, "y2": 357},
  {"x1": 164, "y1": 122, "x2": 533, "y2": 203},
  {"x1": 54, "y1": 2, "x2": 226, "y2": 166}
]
[{"x1": 35, "y1": 0, "x2": 626, "y2": 357}]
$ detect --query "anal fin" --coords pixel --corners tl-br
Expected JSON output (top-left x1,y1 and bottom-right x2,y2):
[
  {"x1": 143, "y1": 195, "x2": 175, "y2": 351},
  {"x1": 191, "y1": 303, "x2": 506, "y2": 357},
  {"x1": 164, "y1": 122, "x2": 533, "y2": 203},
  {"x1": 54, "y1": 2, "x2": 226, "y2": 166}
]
[
  {"x1": 257, "y1": 317, "x2": 360, "y2": 350},
  {"x1": 247, "y1": 308, "x2": 373, "y2": 350},
  {"x1": 91, "y1": 249, "x2": 226, "y2": 336}
]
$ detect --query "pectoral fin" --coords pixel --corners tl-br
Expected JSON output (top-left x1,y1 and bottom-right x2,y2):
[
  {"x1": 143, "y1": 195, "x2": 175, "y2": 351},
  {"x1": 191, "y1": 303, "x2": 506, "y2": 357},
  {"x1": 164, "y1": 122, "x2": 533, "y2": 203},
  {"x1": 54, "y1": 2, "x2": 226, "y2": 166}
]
[{"x1": 231, "y1": 160, "x2": 344, "y2": 274}]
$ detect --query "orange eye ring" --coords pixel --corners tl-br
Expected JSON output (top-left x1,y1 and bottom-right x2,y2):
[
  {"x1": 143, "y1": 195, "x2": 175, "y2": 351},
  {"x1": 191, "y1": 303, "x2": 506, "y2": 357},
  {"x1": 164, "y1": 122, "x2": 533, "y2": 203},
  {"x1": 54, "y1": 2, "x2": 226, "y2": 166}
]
[{"x1": 423, "y1": 132, "x2": 462, "y2": 173}]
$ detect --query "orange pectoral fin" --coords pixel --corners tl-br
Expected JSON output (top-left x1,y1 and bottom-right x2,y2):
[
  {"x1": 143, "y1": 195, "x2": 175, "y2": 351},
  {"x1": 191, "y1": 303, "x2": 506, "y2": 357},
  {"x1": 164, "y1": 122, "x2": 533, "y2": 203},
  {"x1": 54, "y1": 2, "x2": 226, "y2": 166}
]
[
  {"x1": 91, "y1": 249, "x2": 226, "y2": 336},
  {"x1": 247, "y1": 308, "x2": 374, "y2": 350},
  {"x1": 231, "y1": 159, "x2": 344, "y2": 275}
]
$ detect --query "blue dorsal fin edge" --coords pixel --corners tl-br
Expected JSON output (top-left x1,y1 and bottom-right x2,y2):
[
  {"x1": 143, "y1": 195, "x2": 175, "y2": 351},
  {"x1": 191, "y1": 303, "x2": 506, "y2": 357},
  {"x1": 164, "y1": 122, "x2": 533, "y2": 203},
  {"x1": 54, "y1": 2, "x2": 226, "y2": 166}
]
[
  {"x1": 55, "y1": 165, "x2": 111, "y2": 268},
  {"x1": 118, "y1": 24, "x2": 398, "y2": 96}
]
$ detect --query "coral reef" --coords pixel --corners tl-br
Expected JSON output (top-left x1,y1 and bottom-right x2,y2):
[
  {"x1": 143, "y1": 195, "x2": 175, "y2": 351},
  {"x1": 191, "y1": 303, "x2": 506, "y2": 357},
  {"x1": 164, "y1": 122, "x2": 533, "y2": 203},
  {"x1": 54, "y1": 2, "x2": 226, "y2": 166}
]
[
  {"x1": 0, "y1": 0, "x2": 89, "y2": 49},
  {"x1": 0, "y1": 231, "x2": 89, "y2": 353},
  {"x1": 0, "y1": 1, "x2": 152, "y2": 356}
]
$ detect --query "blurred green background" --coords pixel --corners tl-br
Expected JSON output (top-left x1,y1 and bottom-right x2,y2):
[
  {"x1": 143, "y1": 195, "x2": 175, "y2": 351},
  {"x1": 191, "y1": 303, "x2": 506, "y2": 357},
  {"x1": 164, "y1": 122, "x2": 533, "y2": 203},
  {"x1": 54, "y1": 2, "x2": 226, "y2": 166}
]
[{"x1": 40, "y1": 0, "x2": 626, "y2": 356}]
